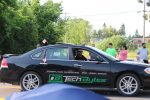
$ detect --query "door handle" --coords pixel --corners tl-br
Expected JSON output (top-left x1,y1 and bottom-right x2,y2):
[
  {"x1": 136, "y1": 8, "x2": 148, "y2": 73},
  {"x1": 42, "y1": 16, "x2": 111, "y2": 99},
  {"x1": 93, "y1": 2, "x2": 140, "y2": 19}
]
[
  {"x1": 40, "y1": 62, "x2": 48, "y2": 65},
  {"x1": 74, "y1": 64, "x2": 82, "y2": 67}
]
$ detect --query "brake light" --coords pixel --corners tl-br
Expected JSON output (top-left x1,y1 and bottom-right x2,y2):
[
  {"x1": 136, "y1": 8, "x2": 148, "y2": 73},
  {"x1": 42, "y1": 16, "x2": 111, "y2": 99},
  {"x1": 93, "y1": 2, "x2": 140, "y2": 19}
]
[{"x1": 1, "y1": 58, "x2": 8, "y2": 68}]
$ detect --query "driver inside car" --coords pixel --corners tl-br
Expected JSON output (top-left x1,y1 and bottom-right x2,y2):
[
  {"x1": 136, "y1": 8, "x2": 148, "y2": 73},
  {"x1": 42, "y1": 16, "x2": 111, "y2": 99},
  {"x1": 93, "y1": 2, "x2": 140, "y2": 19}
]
[{"x1": 75, "y1": 50, "x2": 87, "y2": 61}]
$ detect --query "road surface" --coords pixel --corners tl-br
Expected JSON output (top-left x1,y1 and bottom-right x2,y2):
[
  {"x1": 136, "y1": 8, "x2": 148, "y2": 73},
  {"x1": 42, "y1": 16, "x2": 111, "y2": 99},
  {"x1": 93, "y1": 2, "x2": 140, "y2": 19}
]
[{"x1": 0, "y1": 83, "x2": 149, "y2": 100}]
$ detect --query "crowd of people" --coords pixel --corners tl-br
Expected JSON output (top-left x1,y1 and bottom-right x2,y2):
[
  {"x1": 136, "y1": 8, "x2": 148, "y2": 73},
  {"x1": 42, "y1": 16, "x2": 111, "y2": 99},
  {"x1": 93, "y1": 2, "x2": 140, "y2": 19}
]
[{"x1": 105, "y1": 42, "x2": 149, "y2": 64}]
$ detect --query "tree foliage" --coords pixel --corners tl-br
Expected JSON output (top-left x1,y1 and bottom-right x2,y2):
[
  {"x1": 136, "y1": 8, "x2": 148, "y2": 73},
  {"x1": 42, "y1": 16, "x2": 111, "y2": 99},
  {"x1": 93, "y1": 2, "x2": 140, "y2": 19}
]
[
  {"x1": 118, "y1": 24, "x2": 126, "y2": 36},
  {"x1": 132, "y1": 29, "x2": 142, "y2": 38},
  {"x1": 96, "y1": 35, "x2": 125, "y2": 51},
  {"x1": 96, "y1": 35, "x2": 136, "y2": 51},
  {"x1": 102, "y1": 26, "x2": 119, "y2": 38},
  {"x1": 0, "y1": 0, "x2": 64, "y2": 54},
  {"x1": 92, "y1": 25, "x2": 119, "y2": 40},
  {"x1": 91, "y1": 24, "x2": 127, "y2": 41},
  {"x1": 36, "y1": 0, "x2": 64, "y2": 43},
  {"x1": 63, "y1": 18, "x2": 92, "y2": 45}
]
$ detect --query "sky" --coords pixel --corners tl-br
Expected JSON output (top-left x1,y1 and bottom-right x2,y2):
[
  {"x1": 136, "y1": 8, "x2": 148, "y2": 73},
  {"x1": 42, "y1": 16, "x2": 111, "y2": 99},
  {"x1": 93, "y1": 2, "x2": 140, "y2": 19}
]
[{"x1": 40, "y1": 0, "x2": 150, "y2": 36}]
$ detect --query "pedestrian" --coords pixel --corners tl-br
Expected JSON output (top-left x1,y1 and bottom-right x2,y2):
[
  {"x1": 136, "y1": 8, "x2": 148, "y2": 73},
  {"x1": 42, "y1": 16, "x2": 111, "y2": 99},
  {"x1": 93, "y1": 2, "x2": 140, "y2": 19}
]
[
  {"x1": 41, "y1": 38, "x2": 48, "y2": 46},
  {"x1": 118, "y1": 45, "x2": 128, "y2": 61},
  {"x1": 106, "y1": 43, "x2": 117, "y2": 57},
  {"x1": 137, "y1": 43, "x2": 149, "y2": 64}
]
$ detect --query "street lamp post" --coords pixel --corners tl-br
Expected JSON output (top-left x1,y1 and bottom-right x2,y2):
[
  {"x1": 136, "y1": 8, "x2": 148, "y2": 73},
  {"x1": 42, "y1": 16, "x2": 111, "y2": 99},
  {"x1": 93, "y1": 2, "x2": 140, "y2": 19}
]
[
  {"x1": 138, "y1": 0, "x2": 150, "y2": 43},
  {"x1": 143, "y1": 0, "x2": 146, "y2": 43},
  {"x1": 138, "y1": 0, "x2": 146, "y2": 43}
]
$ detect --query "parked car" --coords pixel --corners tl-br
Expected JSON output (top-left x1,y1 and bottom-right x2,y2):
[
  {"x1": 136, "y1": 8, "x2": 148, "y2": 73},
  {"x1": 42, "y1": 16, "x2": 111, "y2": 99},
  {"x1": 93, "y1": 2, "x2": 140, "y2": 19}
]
[{"x1": 0, "y1": 43, "x2": 150, "y2": 96}]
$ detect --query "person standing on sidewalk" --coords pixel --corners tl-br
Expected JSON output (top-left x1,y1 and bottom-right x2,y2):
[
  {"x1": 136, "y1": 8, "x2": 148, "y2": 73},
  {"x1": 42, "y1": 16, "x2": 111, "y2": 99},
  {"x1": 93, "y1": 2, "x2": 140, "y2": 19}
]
[
  {"x1": 118, "y1": 45, "x2": 128, "y2": 61},
  {"x1": 137, "y1": 43, "x2": 149, "y2": 64},
  {"x1": 106, "y1": 43, "x2": 117, "y2": 58}
]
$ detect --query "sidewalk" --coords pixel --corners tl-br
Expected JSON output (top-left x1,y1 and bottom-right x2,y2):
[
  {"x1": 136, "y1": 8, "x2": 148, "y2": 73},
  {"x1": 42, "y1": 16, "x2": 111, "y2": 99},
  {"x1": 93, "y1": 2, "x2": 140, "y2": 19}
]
[{"x1": 0, "y1": 83, "x2": 20, "y2": 88}]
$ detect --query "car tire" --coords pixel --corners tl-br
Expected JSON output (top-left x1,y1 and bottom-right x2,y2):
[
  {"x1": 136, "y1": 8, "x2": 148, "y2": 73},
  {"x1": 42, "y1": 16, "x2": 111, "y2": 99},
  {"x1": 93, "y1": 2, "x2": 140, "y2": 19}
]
[
  {"x1": 20, "y1": 71, "x2": 42, "y2": 91},
  {"x1": 116, "y1": 73, "x2": 140, "y2": 96}
]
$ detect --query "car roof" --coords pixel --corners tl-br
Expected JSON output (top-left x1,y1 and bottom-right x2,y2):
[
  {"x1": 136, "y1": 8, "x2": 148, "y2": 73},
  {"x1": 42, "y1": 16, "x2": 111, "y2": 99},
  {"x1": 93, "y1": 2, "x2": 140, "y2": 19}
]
[{"x1": 45, "y1": 43, "x2": 85, "y2": 48}]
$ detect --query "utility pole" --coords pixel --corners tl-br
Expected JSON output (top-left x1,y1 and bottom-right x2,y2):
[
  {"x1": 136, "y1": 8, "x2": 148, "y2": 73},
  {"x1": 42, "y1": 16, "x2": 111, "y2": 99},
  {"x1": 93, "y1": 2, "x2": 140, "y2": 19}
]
[
  {"x1": 138, "y1": 0, "x2": 150, "y2": 43},
  {"x1": 143, "y1": 0, "x2": 146, "y2": 43}
]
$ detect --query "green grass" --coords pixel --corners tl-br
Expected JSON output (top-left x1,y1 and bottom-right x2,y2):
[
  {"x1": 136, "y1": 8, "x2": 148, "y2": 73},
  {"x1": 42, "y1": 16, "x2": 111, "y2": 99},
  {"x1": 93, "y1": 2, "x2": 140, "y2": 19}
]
[
  {"x1": 128, "y1": 50, "x2": 150, "y2": 60},
  {"x1": 128, "y1": 51, "x2": 137, "y2": 59}
]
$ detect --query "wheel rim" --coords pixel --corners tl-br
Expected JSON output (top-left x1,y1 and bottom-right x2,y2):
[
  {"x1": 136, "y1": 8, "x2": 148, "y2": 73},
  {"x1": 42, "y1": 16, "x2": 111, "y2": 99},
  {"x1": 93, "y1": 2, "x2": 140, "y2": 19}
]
[
  {"x1": 22, "y1": 73, "x2": 40, "y2": 91},
  {"x1": 119, "y1": 76, "x2": 138, "y2": 95}
]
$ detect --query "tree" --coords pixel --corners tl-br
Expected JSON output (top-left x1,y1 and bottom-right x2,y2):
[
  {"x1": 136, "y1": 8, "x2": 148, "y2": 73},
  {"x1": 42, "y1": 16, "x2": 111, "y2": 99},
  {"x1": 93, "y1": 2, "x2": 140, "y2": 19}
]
[
  {"x1": 118, "y1": 24, "x2": 126, "y2": 36},
  {"x1": 91, "y1": 30, "x2": 97, "y2": 38},
  {"x1": 0, "y1": 0, "x2": 18, "y2": 53},
  {"x1": 63, "y1": 18, "x2": 92, "y2": 45},
  {"x1": 96, "y1": 35, "x2": 136, "y2": 51},
  {"x1": 97, "y1": 29, "x2": 103, "y2": 39},
  {"x1": 91, "y1": 29, "x2": 103, "y2": 43},
  {"x1": 36, "y1": 0, "x2": 64, "y2": 44},
  {"x1": 9, "y1": 0, "x2": 39, "y2": 53},
  {"x1": 103, "y1": 22, "x2": 106, "y2": 28},
  {"x1": 133, "y1": 29, "x2": 142, "y2": 38},
  {"x1": 101, "y1": 26, "x2": 119, "y2": 39},
  {"x1": 0, "y1": 0, "x2": 65, "y2": 54}
]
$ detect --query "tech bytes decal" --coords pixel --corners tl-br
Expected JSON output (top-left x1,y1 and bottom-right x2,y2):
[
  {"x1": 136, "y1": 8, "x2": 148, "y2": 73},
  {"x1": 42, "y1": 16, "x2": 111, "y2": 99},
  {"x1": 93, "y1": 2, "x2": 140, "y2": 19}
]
[{"x1": 48, "y1": 74, "x2": 107, "y2": 83}]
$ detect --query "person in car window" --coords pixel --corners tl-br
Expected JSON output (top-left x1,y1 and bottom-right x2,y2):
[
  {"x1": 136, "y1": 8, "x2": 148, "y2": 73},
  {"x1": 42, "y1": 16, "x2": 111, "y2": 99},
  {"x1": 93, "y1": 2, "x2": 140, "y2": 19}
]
[{"x1": 75, "y1": 50, "x2": 87, "y2": 61}]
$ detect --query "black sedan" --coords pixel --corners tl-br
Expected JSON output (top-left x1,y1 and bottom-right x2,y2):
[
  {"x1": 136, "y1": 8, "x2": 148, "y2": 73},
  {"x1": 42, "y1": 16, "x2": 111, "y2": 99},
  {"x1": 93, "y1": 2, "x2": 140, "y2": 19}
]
[{"x1": 0, "y1": 43, "x2": 150, "y2": 96}]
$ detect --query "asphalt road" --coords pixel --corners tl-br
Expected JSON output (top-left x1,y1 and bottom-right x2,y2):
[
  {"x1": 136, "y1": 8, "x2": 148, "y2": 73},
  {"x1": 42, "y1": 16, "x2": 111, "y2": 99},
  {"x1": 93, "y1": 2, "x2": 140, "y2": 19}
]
[
  {"x1": 97, "y1": 91, "x2": 150, "y2": 100},
  {"x1": 0, "y1": 83, "x2": 150, "y2": 100}
]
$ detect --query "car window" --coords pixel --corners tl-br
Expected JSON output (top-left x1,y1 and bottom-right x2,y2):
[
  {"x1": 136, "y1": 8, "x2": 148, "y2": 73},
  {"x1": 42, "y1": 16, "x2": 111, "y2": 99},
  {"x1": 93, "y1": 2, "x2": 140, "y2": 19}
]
[
  {"x1": 87, "y1": 46, "x2": 117, "y2": 62},
  {"x1": 72, "y1": 48, "x2": 106, "y2": 62},
  {"x1": 72, "y1": 48, "x2": 87, "y2": 61},
  {"x1": 46, "y1": 47, "x2": 69, "y2": 60},
  {"x1": 88, "y1": 51, "x2": 106, "y2": 62},
  {"x1": 32, "y1": 51, "x2": 43, "y2": 59}
]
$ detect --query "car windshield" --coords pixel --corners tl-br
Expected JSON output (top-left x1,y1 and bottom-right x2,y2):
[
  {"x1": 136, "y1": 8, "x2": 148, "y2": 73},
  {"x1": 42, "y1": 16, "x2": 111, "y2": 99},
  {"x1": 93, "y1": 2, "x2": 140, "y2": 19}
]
[{"x1": 87, "y1": 46, "x2": 117, "y2": 62}]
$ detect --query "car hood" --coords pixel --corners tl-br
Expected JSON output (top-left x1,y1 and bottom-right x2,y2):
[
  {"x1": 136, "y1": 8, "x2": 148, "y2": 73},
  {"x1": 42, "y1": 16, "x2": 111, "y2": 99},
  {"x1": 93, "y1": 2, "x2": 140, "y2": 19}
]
[{"x1": 117, "y1": 60, "x2": 150, "y2": 68}]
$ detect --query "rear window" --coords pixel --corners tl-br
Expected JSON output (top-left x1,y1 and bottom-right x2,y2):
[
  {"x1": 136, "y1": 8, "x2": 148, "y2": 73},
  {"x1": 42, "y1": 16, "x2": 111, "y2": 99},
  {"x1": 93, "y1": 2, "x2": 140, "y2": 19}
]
[
  {"x1": 46, "y1": 47, "x2": 69, "y2": 60},
  {"x1": 32, "y1": 50, "x2": 43, "y2": 59}
]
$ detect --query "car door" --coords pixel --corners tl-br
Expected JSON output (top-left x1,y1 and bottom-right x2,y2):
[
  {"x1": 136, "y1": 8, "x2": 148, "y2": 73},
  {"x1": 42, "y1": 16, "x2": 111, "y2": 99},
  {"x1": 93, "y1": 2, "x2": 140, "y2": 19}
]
[
  {"x1": 71, "y1": 47, "x2": 112, "y2": 88},
  {"x1": 40, "y1": 46, "x2": 82, "y2": 85}
]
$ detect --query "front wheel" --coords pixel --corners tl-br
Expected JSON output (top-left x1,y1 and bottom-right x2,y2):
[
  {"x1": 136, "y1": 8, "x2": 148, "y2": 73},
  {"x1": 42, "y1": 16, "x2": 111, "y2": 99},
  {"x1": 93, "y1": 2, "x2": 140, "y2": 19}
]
[
  {"x1": 20, "y1": 71, "x2": 42, "y2": 91},
  {"x1": 116, "y1": 73, "x2": 140, "y2": 96}
]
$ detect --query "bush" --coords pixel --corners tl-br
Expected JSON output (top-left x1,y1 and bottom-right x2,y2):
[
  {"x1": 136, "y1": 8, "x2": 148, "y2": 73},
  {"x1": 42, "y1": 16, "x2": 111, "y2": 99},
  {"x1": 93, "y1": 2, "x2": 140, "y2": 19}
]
[{"x1": 95, "y1": 35, "x2": 137, "y2": 51}]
